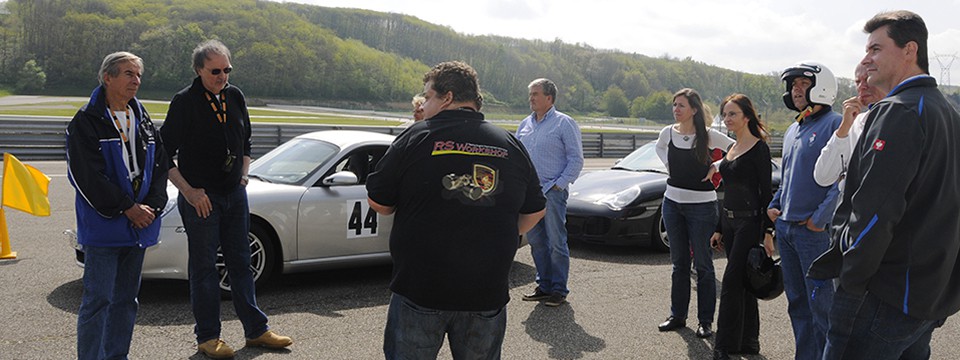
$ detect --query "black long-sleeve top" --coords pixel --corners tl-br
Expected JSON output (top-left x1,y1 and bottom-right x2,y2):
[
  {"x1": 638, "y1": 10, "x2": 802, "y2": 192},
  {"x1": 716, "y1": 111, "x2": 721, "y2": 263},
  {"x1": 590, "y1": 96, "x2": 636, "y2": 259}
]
[
  {"x1": 160, "y1": 77, "x2": 252, "y2": 195},
  {"x1": 718, "y1": 140, "x2": 773, "y2": 231}
]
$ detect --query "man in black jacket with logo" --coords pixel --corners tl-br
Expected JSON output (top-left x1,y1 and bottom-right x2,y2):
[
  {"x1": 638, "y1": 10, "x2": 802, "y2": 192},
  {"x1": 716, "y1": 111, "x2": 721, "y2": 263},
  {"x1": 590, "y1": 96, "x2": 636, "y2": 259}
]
[
  {"x1": 809, "y1": 10, "x2": 960, "y2": 359},
  {"x1": 367, "y1": 61, "x2": 545, "y2": 360}
]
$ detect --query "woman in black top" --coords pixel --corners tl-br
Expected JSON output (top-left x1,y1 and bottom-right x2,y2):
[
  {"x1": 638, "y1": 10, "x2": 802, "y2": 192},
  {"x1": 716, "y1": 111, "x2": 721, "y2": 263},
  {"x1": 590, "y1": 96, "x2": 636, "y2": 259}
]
[{"x1": 709, "y1": 94, "x2": 773, "y2": 360}]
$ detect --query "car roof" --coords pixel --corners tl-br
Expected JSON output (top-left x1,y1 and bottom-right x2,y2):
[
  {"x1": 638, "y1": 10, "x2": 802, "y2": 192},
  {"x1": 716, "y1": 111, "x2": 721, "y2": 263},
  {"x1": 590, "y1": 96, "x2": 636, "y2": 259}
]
[{"x1": 295, "y1": 130, "x2": 396, "y2": 147}]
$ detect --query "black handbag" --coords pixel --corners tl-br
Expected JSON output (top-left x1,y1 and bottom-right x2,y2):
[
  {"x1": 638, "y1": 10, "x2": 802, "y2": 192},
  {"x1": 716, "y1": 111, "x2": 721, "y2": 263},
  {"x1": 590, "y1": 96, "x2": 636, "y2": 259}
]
[{"x1": 744, "y1": 245, "x2": 784, "y2": 300}]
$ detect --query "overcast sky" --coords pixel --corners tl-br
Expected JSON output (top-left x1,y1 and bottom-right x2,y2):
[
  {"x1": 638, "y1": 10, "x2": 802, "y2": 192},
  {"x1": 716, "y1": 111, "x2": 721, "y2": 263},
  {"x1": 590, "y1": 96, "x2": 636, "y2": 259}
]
[{"x1": 282, "y1": 1, "x2": 960, "y2": 85}]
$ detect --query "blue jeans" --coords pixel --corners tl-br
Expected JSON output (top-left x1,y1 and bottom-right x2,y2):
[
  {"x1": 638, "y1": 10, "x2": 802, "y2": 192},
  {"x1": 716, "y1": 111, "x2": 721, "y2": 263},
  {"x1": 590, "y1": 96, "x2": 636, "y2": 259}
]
[
  {"x1": 77, "y1": 245, "x2": 145, "y2": 360},
  {"x1": 822, "y1": 287, "x2": 942, "y2": 360},
  {"x1": 179, "y1": 186, "x2": 268, "y2": 343},
  {"x1": 661, "y1": 198, "x2": 717, "y2": 325},
  {"x1": 384, "y1": 293, "x2": 507, "y2": 360},
  {"x1": 526, "y1": 187, "x2": 570, "y2": 296},
  {"x1": 775, "y1": 219, "x2": 834, "y2": 360}
]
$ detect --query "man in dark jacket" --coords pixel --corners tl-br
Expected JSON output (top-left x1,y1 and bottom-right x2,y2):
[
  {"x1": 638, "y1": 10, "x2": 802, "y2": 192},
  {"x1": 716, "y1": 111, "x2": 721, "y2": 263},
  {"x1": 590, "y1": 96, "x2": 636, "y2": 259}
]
[
  {"x1": 161, "y1": 39, "x2": 291, "y2": 359},
  {"x1": 67, "y1": 51, "x2": 168, "y2": 360},
  {"x1": 367, "y1": 61, "x2": 546, "y2": 359},
  {"x1": 809, "y1": 10, "x2": 960, "y2": 359}
]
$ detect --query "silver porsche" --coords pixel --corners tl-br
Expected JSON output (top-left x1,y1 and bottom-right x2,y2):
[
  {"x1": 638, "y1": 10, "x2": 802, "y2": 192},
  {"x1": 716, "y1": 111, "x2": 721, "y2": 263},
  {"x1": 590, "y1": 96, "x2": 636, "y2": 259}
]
[{"x1": 68, "y1": 130, "x2": 396, "y2": 292}]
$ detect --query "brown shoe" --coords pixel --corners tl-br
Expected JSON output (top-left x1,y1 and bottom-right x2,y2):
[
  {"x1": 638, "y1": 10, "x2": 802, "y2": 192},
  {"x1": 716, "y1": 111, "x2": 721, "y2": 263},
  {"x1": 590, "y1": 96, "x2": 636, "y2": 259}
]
[
  {"x1": 198, "y1": 339, "x2": 235, "y2": 359},
  {"x1": 246, "y1": 330, "x2": 293, "y2": 349}
]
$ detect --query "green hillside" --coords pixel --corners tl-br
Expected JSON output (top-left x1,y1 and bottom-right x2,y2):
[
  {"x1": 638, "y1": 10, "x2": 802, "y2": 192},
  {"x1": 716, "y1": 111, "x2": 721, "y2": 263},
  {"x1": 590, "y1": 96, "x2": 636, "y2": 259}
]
[{"x1": 0, "y1": 0, "x2": 865, "y2": 130}]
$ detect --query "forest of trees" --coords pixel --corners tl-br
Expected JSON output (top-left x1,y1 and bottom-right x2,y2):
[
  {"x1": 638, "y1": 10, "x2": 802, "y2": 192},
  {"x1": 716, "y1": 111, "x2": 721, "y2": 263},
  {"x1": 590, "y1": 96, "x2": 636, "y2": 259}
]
[{"x1": 0, "y1": 0, "x2": 874, "y2": 128}]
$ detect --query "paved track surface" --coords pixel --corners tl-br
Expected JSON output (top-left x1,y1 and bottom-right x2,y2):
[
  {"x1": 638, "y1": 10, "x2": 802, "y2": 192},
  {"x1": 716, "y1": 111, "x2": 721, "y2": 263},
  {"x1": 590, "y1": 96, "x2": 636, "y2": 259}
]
[{"x1": 0, "y1": 161, "x2": 956, "y2": 359}]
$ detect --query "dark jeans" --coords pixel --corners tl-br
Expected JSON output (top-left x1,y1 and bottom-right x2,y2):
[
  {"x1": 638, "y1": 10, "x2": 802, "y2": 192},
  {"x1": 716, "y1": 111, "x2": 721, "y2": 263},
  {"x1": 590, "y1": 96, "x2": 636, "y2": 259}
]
[
  {"x1": 715, "y1": 215, "x2": 761, "y2": 352},
  {"x1": 77, "y1": 245, "x2": 145, "y2": 360},
  {"x1": 775, "y1": 219, "x2": 834, "y2": 360},
  {"x1": 383, "y1": 293, "x2": 507, "y2": 360},
  {"x1": 179, "y1": 186, "x2": 268, "y2": 343},
  {"x1": 662, "y1": 198, "x2": 718, "y2": 325},
  {"x1": 822, "y1": 287, "x2": 943, "y2": 360}
]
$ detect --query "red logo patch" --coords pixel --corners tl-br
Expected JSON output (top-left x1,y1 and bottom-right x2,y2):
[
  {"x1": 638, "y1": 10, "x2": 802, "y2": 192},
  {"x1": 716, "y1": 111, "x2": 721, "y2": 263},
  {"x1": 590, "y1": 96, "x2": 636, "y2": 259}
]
[{"x1": 873, "y1": 139, "x2": 886, "y2": 151}]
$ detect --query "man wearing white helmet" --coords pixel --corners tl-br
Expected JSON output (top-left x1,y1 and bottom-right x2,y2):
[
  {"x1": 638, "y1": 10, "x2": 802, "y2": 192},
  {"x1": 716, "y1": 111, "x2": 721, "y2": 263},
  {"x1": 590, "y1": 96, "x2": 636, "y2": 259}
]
[{"x1": 766, "y1": 61, "x2": 841, "y2": 360}]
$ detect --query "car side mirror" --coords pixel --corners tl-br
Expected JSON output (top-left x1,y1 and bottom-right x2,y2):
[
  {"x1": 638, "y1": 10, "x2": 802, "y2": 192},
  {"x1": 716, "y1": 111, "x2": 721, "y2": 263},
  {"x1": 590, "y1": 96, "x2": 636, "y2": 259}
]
[{"x1": 323, "y1": 171, "x2": 359, "y2": 186}]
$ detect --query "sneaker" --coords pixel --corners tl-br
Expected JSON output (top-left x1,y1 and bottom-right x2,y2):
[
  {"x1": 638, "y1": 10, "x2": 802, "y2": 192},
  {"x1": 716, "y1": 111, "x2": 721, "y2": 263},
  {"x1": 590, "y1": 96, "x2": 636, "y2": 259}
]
[
  {"x1": 522, "y1": 287, "x2": 550, "y2": 301},
  {"x1": 246, "y1": 330, "x2": 293, "y2": 349},
  {"x1": 197, "y1": 339, "x2": 235, "y2": 359},
  {"x1": 544, "y1": 293, "x2": 567, "y2": 307}
]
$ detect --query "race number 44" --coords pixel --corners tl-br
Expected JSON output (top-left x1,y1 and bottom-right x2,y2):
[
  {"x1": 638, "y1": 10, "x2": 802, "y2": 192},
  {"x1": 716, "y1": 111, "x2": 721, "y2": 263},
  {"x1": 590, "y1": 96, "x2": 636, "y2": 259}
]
[{"x1": 347, "y1": 200, "x2": 377, "y2": 238}]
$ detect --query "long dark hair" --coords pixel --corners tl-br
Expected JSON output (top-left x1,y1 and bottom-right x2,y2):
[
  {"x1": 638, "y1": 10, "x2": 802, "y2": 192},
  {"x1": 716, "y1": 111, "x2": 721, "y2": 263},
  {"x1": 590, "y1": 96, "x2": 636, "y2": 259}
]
[
  {"x1": 720, "y1": 93, "x2": 768, "y2": 142},
  {"x1": 674, "y1": 88, "x2": 711, "y2": 164}
]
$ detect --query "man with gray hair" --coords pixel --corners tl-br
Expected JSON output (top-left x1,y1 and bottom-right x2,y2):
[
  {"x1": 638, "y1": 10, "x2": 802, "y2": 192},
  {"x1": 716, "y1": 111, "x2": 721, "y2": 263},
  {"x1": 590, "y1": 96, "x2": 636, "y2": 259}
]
[
  {"x1": 67, "y1": 51, "x2": 169, "y2": 360},
  {"x1": 516, "y1": 78, "x2": 584, "y2": 307},
  {"x1": 161, "y1": 39, "x2": 292, "y2": 359}
]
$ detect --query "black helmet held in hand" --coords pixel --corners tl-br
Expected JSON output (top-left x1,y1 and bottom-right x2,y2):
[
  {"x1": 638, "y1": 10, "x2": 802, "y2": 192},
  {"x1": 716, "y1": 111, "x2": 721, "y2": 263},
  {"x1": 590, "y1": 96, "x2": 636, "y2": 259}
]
[{"x1": 745, "y1": 245, "x2": 784, "y2": 301}]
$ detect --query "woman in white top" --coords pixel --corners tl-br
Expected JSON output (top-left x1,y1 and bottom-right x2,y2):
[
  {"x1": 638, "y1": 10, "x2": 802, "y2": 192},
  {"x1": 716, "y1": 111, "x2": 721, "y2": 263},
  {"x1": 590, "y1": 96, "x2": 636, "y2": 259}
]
[
  {"x1": 814, "y1": 64, "x2": 883, "y2": 187},
  {"x1": 654, "y1": 88, "x2": 734, "y2": 338}
]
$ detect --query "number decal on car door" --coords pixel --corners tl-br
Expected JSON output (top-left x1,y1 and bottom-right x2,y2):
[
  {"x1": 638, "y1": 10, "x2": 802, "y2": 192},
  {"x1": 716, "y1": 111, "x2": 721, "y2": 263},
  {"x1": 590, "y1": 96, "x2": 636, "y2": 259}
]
[{"x1": 347, "y1": 200, "x2": 378, "y2": 238}]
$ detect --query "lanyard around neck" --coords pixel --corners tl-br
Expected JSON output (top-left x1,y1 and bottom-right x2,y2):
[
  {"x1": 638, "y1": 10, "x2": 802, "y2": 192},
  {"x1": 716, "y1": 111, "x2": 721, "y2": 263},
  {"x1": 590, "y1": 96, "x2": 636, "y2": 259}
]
[
  {"x1": 205, "y1": 91, "x2": 227, "y2": 124},
  {"x1": 109, "y1": 105, "x2": 139, "y2": 179},
  {"x1": 110, "y1": 106, "x2": 132, "y2": 142}
]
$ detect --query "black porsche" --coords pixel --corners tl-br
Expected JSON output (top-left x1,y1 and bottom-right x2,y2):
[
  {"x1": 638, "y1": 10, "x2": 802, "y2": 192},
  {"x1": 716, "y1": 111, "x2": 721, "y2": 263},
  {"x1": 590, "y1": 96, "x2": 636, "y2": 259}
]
[{"x1": 565, "y1": 141, "x2": 780, "y2": 251}]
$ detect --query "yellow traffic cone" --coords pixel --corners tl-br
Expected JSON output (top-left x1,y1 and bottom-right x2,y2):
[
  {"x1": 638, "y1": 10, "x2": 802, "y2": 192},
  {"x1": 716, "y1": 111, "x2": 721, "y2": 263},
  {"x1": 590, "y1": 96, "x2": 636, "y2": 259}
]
[{"x1": 0, "y1": 208, "x2": 16, "y2": 259}]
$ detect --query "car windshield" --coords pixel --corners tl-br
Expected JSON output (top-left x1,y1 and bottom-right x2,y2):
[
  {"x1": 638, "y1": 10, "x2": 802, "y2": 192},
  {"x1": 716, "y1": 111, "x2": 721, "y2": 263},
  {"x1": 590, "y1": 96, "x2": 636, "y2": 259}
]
[
  {"x1": 248, "y1": 138, "x2": 339, "y2": 185},
  {"x1": 611, "y1": 142, "x2": 666, "y2": 173}
]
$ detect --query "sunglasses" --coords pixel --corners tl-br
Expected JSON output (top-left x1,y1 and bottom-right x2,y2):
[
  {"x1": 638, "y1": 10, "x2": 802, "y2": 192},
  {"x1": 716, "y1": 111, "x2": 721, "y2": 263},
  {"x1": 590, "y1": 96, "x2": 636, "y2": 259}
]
[{"x1": 209, "y1": 66, "x2": 233, "y2": 75}]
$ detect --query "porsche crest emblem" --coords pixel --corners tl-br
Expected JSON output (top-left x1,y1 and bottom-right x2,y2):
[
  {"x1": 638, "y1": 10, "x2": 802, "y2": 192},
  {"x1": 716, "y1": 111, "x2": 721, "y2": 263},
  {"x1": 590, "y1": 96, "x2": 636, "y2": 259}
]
[{"x1": 473, "y1": 164, "x2": 497, "y2": 193}]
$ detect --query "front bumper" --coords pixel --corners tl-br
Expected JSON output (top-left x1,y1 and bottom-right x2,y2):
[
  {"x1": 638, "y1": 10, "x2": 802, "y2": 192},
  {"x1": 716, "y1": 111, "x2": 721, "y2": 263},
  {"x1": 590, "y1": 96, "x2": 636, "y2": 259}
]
[
  {"x1": 63, "y1": 225, "x2": 190, "y2": 281},
  {"x1": 565, "y1": 199, "x2": 661, "y2": 246}
]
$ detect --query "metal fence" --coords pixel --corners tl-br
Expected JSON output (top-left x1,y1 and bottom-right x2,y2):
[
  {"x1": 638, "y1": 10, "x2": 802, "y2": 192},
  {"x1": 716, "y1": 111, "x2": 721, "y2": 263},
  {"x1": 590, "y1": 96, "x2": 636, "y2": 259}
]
[{"x1": 0, "y1": 118, "x2": 784, "y2": 161}]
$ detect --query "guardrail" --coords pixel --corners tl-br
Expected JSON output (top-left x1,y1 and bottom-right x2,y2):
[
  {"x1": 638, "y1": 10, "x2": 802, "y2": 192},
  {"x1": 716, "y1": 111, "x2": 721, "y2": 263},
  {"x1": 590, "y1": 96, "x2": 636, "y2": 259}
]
[{"x1": 0, "y1": 118, "x2": 784, "y2": 161}]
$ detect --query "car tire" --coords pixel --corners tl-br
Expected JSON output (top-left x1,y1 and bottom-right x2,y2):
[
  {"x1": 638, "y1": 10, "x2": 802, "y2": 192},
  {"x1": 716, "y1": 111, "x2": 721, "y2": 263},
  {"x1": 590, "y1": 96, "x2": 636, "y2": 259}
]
[
  {"x1": 216, "y1": 222, "x2": 278, "y2": 296},
  {"x1": 651, "y1": 207, "x2": 670, "y2": 252}
]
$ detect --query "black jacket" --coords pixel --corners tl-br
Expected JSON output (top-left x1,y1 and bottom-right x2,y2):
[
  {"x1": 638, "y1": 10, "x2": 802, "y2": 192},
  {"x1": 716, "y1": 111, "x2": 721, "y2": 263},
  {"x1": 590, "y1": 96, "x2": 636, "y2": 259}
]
[
  {"x1": 809, "y1": 76, "x2": 960, "y2": 320},
  {"x1": 160, "y1": 77, "x2": 252, "y2": 195}
]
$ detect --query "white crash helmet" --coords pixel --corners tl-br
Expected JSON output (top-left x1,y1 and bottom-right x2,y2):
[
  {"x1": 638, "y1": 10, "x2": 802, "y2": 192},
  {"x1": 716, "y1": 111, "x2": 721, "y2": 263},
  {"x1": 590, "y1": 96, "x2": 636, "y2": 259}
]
[{"x1": 781, "y1": 61, "x2": 837, "y2": 111}]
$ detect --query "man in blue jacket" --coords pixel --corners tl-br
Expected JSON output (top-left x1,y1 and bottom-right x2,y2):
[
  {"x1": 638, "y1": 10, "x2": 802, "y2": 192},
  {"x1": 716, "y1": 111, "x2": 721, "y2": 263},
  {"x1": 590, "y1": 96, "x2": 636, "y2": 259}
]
[
  {"x1": 810, "y1": 11, "x2": 960, "y2": 359},
  {"x1": 66, "y1": 52, "x2": 168, "y2": 360},
  {"x1": 767, "y1": 61, "x2": 841, "y2": 360}
]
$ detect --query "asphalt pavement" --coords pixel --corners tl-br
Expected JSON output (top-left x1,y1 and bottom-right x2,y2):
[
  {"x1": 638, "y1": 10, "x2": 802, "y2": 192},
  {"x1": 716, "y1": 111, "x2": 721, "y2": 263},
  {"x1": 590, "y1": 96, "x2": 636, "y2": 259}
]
[{"x1": 0, "y1": 161, "x2": 956, "y2": 359}]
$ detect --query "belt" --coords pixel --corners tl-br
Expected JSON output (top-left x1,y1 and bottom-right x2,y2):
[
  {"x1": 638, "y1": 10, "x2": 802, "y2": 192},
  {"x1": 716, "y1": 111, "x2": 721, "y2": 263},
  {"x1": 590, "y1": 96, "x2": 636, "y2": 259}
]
[{"x1": 723, "y1": 209, "x2": 759, "y2": 219}]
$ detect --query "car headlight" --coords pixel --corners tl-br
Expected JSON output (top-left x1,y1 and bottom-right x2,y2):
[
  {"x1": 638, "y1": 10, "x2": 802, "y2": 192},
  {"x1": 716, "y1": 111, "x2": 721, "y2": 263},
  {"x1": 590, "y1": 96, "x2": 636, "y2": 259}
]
[
  {"x1": 595, "y1": 186, "x2": 641, "y2": 211},
  {"x1": 160, "y1": 195, "x2": 178, "y2": 218}
]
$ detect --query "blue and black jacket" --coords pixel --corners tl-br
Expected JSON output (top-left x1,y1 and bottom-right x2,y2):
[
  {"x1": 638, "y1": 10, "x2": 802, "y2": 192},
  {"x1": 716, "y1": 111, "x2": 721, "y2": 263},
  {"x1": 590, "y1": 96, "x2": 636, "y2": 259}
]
[
  {"x1": 66, "y1": 85, "x2": 169, "y2": 248},
  {"x1": 809, "y1": 76, "x2": 960, "y2": 320}
]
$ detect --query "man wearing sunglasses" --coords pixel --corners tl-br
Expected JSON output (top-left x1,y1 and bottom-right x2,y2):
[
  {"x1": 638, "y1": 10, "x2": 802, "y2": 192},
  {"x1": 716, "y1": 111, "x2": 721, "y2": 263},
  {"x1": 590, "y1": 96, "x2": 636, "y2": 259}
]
[{"x1": 161, "y1": 39, "x2": 292, "y2": 359}]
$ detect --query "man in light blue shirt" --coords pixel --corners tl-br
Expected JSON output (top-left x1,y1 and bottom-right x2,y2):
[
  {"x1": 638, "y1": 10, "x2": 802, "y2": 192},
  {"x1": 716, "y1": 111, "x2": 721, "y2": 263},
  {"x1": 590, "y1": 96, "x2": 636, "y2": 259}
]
[
  {"x1": 516, "y1": 78, "x2": 584, "y2": 307},
  {"x1": 767, "y1": 61, "x2": 841, "y2": 360}
]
